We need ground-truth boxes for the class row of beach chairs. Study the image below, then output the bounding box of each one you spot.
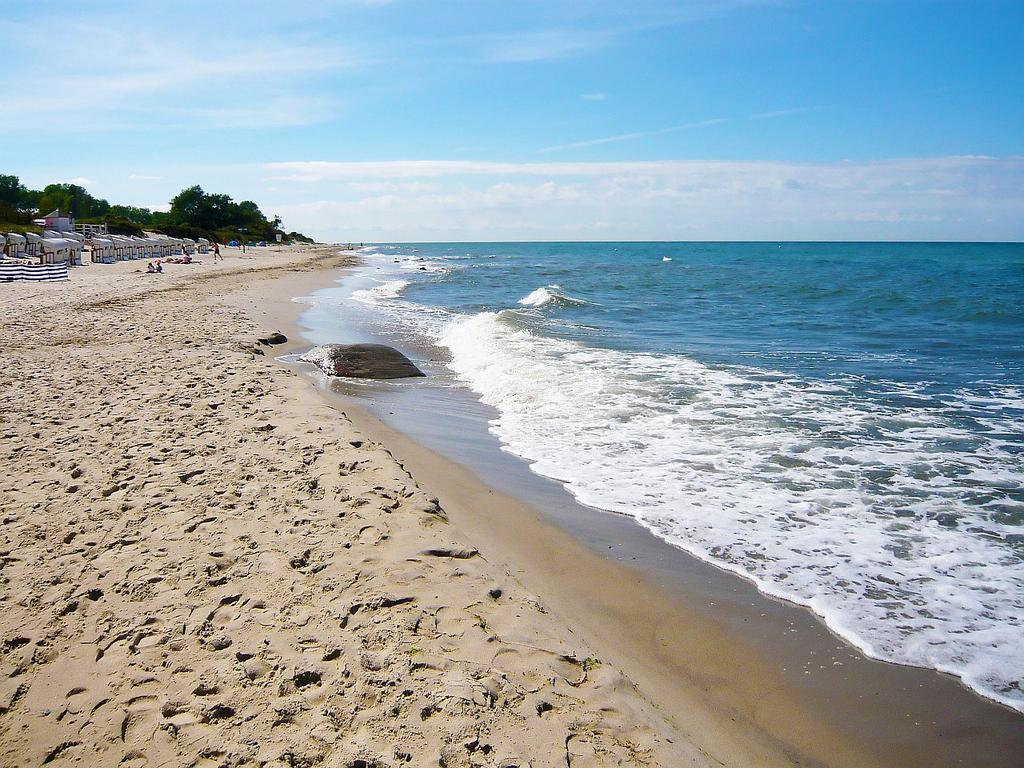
[1,231,211,266]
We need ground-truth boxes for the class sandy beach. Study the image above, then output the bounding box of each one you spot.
[2,246,1022,768]
[0,247,709,768]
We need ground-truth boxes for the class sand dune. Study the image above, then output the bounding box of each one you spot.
[0,249,706,767]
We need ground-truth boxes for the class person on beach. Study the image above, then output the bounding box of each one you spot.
[155,261,163,273]
[213,242,222,262]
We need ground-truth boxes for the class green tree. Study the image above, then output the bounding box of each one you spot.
[0,175,27,208]
[167,185,208,227]
[3,176,309,242]
[166,185,287,241]
[36,183,110,218]
[108,204,153,225]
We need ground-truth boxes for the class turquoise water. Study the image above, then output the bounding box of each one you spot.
[310,242,1024,711]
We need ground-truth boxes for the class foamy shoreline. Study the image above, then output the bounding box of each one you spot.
[281,246,1024,768]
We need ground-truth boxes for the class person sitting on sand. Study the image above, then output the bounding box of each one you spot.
[146,262,155,273]
[155,261,163,273]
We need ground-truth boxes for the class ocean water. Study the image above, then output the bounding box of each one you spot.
[312,242,1024,712]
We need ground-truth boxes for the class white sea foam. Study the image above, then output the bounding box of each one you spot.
[384,255,449,274]
[435,310,1024,713]
[351,279,410,305]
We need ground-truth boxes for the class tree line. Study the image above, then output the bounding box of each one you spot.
[0,175,313,244]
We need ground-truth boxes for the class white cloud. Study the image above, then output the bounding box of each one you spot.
[264,156,1021,182]
[261,156,1024,242]
[581,92,607,101]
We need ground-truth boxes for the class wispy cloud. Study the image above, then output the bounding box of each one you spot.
[581,92,607,101]
[148,96,344,130]
[466,0,781,64]
[750,106,823,120]
[538,118,728,153]
[0,14,369,132]
[482,28,612,63]
[264,160,696,180]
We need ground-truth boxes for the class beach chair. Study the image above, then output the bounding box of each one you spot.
[24,232,42,262]
[40,237,71,265]
[89,236,116,263]
[5,233,27,259]
[67,239,84,265]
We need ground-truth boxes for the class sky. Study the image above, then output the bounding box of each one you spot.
[1,0,1022,242]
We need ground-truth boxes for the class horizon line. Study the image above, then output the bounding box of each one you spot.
[349,239,1024,245]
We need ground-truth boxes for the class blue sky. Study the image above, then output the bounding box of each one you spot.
[1,0,1021,241]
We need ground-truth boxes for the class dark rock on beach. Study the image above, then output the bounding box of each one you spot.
[258,332,288,346]
[302,344,425,379]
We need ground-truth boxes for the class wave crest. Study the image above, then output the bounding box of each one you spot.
[517,284,587,308]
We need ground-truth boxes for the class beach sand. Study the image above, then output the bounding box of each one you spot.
[0,247,709,767]
[2,246,1021,768]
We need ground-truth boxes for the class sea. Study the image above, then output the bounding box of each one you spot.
[296,241,1024,713]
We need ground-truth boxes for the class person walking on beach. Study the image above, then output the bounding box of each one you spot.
[212,241,222,262]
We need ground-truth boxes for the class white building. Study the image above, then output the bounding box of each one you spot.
[33,210,75,232]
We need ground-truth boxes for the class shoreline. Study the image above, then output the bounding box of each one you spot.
[263,251,1024,767]
[2,246,1020,767]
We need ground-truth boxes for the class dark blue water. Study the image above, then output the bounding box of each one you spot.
[312,241,1024,711]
